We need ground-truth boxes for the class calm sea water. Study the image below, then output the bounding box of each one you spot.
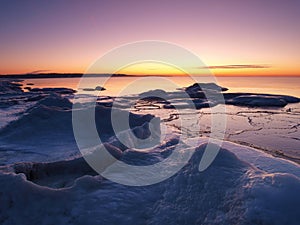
[22,76,300,97]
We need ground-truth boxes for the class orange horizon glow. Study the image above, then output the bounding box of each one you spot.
[1,66,300,77]
[1,58,300,77]
[1,52,299,76]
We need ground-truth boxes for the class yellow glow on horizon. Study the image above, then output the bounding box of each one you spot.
[1,60,300,77]
[116,62,188,76]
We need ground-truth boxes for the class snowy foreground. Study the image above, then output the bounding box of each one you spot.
[0,80,300,225]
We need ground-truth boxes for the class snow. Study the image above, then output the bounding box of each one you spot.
[0,142,300,225]
[0,101,155,163]
[0,79,300,224]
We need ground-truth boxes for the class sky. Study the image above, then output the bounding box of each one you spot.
[0,0,300,76]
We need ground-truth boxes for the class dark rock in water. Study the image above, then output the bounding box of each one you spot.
[224,93,300,107]
[280,95,300,103]
[224,93,300,103]
[24,87,32,91]
[95,86,106,91]
[82,86,105,91]
[185,83,228,93]
[139,89,169,101]
[226,95,287,107]
[137,83,300,109]
[82,88,96,91]
[30,87,75,94]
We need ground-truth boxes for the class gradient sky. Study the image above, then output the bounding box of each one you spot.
[0,0,300,76]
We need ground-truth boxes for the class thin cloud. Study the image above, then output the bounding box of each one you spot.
[198,64,271,70]
[26,70,51,74]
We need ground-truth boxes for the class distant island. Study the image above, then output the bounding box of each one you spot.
[0,73,131,79]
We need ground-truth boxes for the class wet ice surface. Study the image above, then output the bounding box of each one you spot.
[97,83,300,164]
[140,104,300,163]
[1,79,300,224]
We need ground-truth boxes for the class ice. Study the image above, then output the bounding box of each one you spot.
[0,99,156,163]
[1,80,300,224]
[0,142,300,224]
[0,80,23,95]
[0,82,157,164]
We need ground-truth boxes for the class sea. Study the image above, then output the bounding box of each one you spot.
[21,76,300,97]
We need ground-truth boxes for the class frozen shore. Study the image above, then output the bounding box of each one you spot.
[0,79,300,224]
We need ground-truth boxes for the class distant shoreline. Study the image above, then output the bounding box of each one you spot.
[0,73,131,79]
[0,73,299,79]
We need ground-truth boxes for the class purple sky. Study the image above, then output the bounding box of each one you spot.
[0,0,300,75]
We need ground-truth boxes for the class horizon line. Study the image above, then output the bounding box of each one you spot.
[1,72,300,79]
